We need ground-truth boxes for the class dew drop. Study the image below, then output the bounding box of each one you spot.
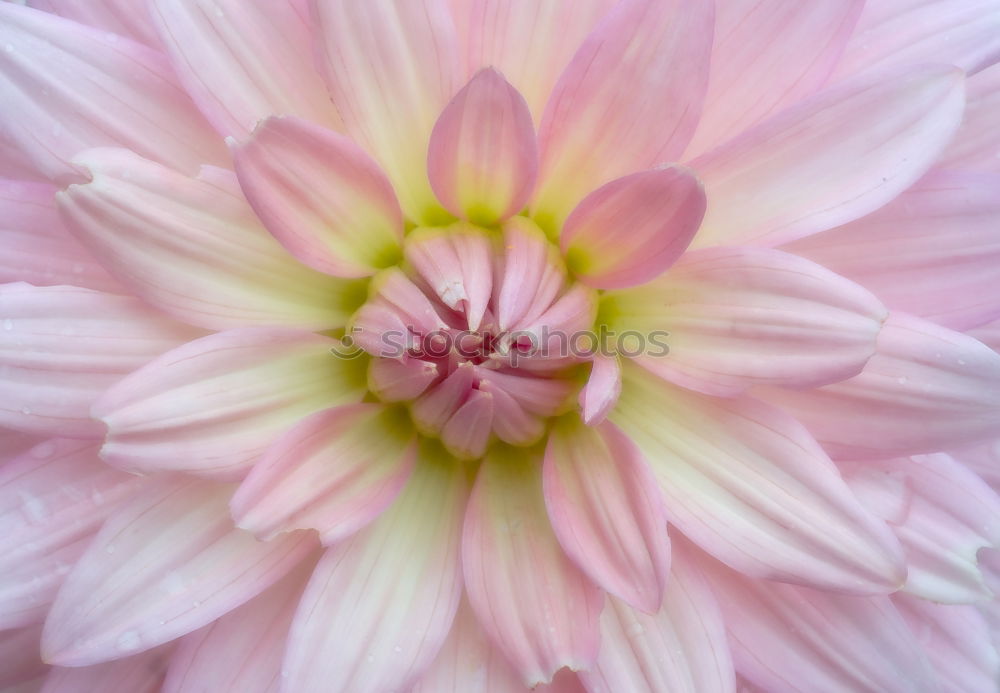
[896,376,908,385]
[393,645,402,653]
[116,631,141,652]
[4,44,13,54]
[3,318,13,331]
[30,441,56,459]
[19,491,48,523]
[20,407,31,416]
[105,544,116,554]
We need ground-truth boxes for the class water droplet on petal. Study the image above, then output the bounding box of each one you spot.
[116,631,141,652]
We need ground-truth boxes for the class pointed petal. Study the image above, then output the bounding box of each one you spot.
[0,439,142,629]
[685,0,864,157]
[842,453,1000,604]
[313,0,458,224]
[411,363,476,435]
[163,556,316,693]
[786,170,1000,331]
[441,389,494,460]
[940,62,1000,173]
[477,379,546,446]
[231,404,416,544]
[283,450,466,693]
[0,284,199,438]
[234,116,403,277]
[690,64,965,248]
[757,313,1000,459]
[26,0,163,47]
[561,168,706,289]
[367,356,439,402]
[59,149,363,330]
[150,0,341,138]
[475,368,574,416]
[428,68,537,225]
[496,217,565,331]
[544,418,670,613]
[0,3,224,183]
[611,362,906,594]
[42,645,172,693]
[699,551,939,693]
[581,546,735,693]
[532,0,714,231]
[605,247,886,396]
[93,329,365,480]
[41,477,316,666]
[579,354,621,425]
[463,445,603,686]
[835,0,1000,79]
[0,180,121,292]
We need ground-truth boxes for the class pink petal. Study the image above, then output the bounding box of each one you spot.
[689,64,965,248]
[231,404,416,544]
[282,454,466,693]
[684,0,864,158]
[475,368,574,416]
[150,0,341,138]
[842,453,1000,604]
[785,170,1000,331]
[411,363,476,435]
[0,439,142,629]
[450,0,617,121]
[699,551,939,693]
[163,556,317,693]
[532,0,714,231]
[462,445,603,686]
[579,354,621,425]
[26,0,163,47]
[428,68,538,225]
[757,313,1000,459]
[495,217,564,332]
[0,179,121,292]
[440,389,494,460]
[612,362,906,594]
[893,594,1000,693]
[581,545,735,693]
[0,283,199,438]
[367,356,440,402]
[476,379,546,446]
[41,477,316,666]
[0,3,224,183]
[560,167,706,289]
[312,0,459,224]
[606,247,886,396]
[410,598,524,693]
[544,418,670,613]
[940,62,1000,173]
[42,645,173,693]
[834,0,1000,80]
[234,116,404,278]
[93,328,366,480]
[0,427,41,459]
[59,148,361,330]
[0,625,48,689]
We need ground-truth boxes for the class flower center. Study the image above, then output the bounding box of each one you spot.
[348,218,598,459]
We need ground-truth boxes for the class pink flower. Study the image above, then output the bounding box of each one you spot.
[1,1,1000,691]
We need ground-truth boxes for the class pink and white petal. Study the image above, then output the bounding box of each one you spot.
[581,546,735,693]
[440,389,494,460]
[41,645,173,693]
[151,0,341,139]
[495,217,565,332]
[0,439,143,630]
[231,404,416,544]
[477,380,545,447]
[684,0,864,158]
[606,247,886,396]
[532,0,714,231]
[367,356,440,402]
[0,180,121,292]
[939,62,1000,173]
[41,476,316,667]
[952,439,1000,493]
[842,453,1000,604]
[234,116,403,277]
[410,598,524,693]
[0,4,225,184]
[578,354,621,426]
[785,170,1000,331]
[0,136,45,182]
[0,625,48,689]
[163,555,317,693]
[313,0,459,225]
[757,312,1000,459]
[893,595,999,693]
[93,329,367,480]
[450,0,617,122]
[282,451,466,693]
[428,68,538,225]
[27,0,163,47]
[699,552,939,693]
[560,168,706,289]
[59,148,361,330]
[544,418,670,613]
[463,445,603,687]
[834,0,1000,80]
[0,284,200,438]
[611,363,906,594]
[689,64,965,248]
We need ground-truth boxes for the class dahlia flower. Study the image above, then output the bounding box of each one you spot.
[2,0,1000,691]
